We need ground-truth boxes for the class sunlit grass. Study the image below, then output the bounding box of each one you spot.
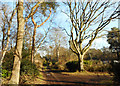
[100,80,113,84]
[62,71,111,76]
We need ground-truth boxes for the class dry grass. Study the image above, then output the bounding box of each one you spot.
[61,71,113,84]
[62,71,110,75]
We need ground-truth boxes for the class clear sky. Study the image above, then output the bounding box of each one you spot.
[0,1,119,55]
[53,2,119,49]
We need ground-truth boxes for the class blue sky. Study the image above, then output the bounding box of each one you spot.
[52,2,119,49]
[0,1,119,54]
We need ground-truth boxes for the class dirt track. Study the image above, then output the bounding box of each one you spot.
[41,69,113,85]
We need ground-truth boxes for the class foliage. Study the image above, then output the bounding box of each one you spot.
[107,27,120,59]
[84,48,103,60]
[2,69,11,78]
[84,60,93,65]
[20,58,39,76]
[52,63,59,69]
[107,27,120,83]
[43,59,59,69]
[101,47,117,60]
[22,45,31,59]
[107,27,120,50]
[66,61,79,72]
[2,48,39,79]
[2,51,14,72]
[43,60,50,66]
[108,61,120,83]
[43,47,78,71]
[39,2,59,15]
[2,50,14,78]
[85,64,109,72]
[66,60,110,72]
[84,60,110,72]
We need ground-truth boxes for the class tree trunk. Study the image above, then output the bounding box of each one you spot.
[1,26,11,65]
[78,54,84,72]
[117,51,120,60]
[78,55,81,72]
[2,22,5,54]
[9,0,24,84]
[80,54,84,71]
[1,23,5,64]
[31,26,37,63]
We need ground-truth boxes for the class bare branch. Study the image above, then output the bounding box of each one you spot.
[25,0,44,22]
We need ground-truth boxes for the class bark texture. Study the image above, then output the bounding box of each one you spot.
[9,0,24,84]
[78,54,84,72]
[31,26,37,63]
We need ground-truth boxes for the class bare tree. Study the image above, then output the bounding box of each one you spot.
[31,7,52,63]
[65,0,120,71]
[0,4,16,65]
[48,28,68,61]
[9,0,45,84]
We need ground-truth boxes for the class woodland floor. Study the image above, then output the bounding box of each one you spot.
[2,68,116,85]
[40,68,114,86]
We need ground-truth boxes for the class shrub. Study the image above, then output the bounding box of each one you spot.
[2,51,14,71]
[84,60,93,65]
[65,60,110,72]
[2,48,40,84]
[52,64,59,69]
[20,58,39,76]
[108,61,120,83]
[84,60,110,72]
[2,69,11,78]
[2,51,14,78]
[58,65,65,70]
[66,61,79,72]
[43,61,50,66]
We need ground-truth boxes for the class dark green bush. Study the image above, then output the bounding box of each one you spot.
[65,60,109,72]
[108,61,120,83]
[43,61,50,66]
[2,51,14,71]
[2,51,14,78]
[2,48,39,78]
[66,61,79,72]
[20,58,39,76]
[52,64,59,69]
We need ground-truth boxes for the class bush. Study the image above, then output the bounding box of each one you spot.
[20,58,39,76]
[2,51,14,78]
[84,60,110,72]
[65,60,110,72]
[85,64,109,72]
[2,48,39,79]
[2,51,14,71]
[66,61,79,72]
[43,61,50,66]
[84,60,93,65]
[2,69,11,78]
[52,64,59,69]
[108,61,120,83]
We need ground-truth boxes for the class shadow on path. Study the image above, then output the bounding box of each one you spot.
[39,77,116,86]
